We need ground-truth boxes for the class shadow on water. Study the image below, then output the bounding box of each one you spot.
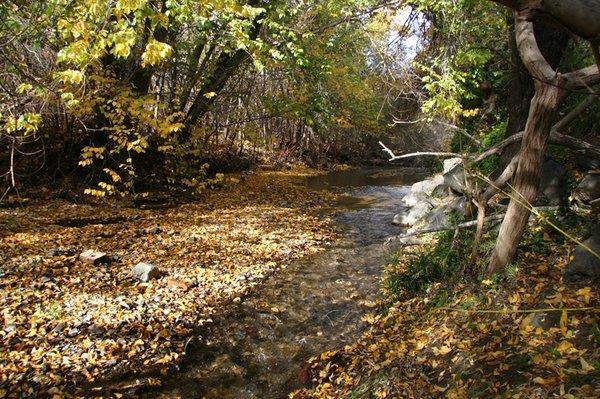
[140,167,427,399]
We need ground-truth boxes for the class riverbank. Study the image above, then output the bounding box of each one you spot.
[291,214,600,398]
[0,167,339,397]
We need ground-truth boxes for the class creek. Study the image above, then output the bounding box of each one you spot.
[144,167,427,398]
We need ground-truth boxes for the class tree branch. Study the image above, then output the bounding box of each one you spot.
[379,141,461,161]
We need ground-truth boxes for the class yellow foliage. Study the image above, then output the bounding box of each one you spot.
[141,40,173,67]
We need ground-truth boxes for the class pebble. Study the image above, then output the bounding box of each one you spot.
[67,328,79,337]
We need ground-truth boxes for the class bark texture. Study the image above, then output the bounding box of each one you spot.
[488,83,564,272]
[487,9,599,273]
[497,18,568,176]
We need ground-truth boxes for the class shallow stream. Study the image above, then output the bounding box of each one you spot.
[146,167,427,398]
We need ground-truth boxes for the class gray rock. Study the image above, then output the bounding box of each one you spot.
[131,262,161,282]
[402,190,429,207]
[46,248,61,257]
[539,159,567,205]
[404,201,434,226]
[421,196,469,231]
[67,328,79,337]
[79,250,108,265]
[443,158,470,194]
[448,196,469,214]
[147,226,162,235]
[422,207,450,230]
[52,322,66,333]
[576,154,600,171]
[431,184,449,198]
[572,172,600,208]
[409,174,446,197]
[392,212,407,226]
[563,232,600,282]
[530,311,560,330]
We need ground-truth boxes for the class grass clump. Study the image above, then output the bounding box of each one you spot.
[383,229,475,302]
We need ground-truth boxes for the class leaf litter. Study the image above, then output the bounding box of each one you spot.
[291,231,600,398]
[0,168,337,398]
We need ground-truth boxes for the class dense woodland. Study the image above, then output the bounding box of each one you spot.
[1,0,600,398]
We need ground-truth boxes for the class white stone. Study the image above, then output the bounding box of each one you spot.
[131,262,161,282]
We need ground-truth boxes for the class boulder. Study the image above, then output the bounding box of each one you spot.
[409,174,446,197]
[393,201,434,227]
[431,183,449,198]
[79,250,108,265]
[392,212,406,226]
[132,262,161,282]
[529,309,561,330]
[403,201,434,227]
[563,232,600,282]
[419,196,469,232]
[422,207,450,231]
[402,191,429,207]
[443,158,470,195]
[572,172,600,208]
[539,159,567,205]
[448,196,469,215]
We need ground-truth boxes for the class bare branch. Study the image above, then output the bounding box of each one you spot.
[379,141,461,161]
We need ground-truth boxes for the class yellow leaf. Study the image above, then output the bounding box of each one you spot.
[203,92,217,99]
[560,310,568,336]
[481,279,493,286]
[580,357,595,373]
[57,69,84,85]
[576,287,593,303]
[556,340,578,355]
[533,377,550,385]
[141,40,173,67]
[433,345,451,355]
[414,338,427,351]
[17,83,33,93]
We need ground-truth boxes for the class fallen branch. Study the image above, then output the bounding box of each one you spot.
[438,306,600,314]
[398,214,506,238]
[396,206,559,238]
[379,141,461,161]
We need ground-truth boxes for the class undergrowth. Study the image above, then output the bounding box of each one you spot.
[383,228,483,302]
[383,208,595,306]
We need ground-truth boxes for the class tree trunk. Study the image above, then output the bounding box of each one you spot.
[488,82,564,273]
[496,18,568,176]
[486,2,600,274]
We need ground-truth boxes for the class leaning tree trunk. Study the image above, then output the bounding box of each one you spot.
[496,18,568,178]
[488,83,564,272]
[487,7,600,273]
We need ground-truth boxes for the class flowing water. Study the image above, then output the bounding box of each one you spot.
[145,167,427,398]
